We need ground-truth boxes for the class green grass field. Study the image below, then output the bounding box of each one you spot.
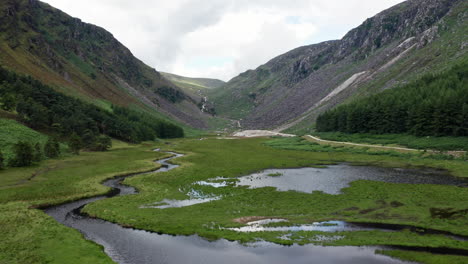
[0,141,167,264]
[268,137,468,163]
[0,137,467,263]
[83,137,467,263]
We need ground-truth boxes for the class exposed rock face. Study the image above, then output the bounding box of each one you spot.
[335,0,454,60]
[211,0,467,131]
[0,0,208,128]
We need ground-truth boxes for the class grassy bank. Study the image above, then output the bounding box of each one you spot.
[313,132,468,152]
[0,141,166,264]
[273,137,467,161]
[81,137,468,264]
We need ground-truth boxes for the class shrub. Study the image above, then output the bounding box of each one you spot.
[91,135,112,151]
[9,142,33,167]
[68,133,82,155]
[44,138,60,158]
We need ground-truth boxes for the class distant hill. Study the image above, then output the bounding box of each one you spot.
[0,0,209,129]
[161,72,225,117]
[210,0,467,133]
[162,72,225,90]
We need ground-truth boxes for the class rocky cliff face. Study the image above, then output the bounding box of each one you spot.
[335,0,455,60]
[211,0,467,132]
[0,0,209,128]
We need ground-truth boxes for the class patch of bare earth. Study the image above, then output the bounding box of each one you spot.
[232,130,295,138]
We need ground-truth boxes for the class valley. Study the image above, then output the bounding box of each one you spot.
[1,137,467,263]
[0,0,467,263]
[209,0,467,132]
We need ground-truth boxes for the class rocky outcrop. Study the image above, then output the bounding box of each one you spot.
[335,0,455,60]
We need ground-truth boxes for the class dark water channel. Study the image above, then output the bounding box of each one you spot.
[43,152,467,264]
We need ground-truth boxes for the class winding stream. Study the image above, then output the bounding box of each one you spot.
[43,151,465,264]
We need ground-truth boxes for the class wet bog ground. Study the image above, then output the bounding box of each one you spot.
[45,152,466,264]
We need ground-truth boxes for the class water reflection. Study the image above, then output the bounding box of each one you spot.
[199,164,465,195]
[46,196,410,264]
[44,152,446,264]
[142,197,221,209]
[227,219,393,233]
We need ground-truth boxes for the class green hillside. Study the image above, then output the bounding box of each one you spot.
[0,66,185,169]
[209,0,467,131]
[0,0,209,129]
[0,66,184,142]
[161,72,225,97]
[161,72,225,89]
[0,118,48,162]
[316,61,468,137]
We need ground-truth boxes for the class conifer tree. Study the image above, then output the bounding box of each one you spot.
[45,138,60,158]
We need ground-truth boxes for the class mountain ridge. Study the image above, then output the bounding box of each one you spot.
[0,0,209,129]
[210,0,467,133]
[161,72,225,90]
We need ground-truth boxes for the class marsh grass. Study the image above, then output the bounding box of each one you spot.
[267,172,283,177]
[0,141,166,264]
[314,132,468,151]
[80,138,468,263]
[1,137,467,263]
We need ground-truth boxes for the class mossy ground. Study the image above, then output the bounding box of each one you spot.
[0,137,467,263]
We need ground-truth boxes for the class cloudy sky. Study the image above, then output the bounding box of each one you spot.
[43,0,405,81]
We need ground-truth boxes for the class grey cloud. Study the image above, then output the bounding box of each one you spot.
[43,0,405,80]
[233,21,299,76]
[153,0,232,67]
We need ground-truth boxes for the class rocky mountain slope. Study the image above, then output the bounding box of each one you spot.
[210,0,467,133]
[0,0,209,129]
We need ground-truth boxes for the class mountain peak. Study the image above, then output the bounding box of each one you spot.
[337,0,460,60]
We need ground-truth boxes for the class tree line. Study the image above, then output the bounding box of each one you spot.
[0,138,61,169]
[316,62,468,137]
[0,66,184,145]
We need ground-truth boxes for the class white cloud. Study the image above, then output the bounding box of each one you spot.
[42,0,405,81]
